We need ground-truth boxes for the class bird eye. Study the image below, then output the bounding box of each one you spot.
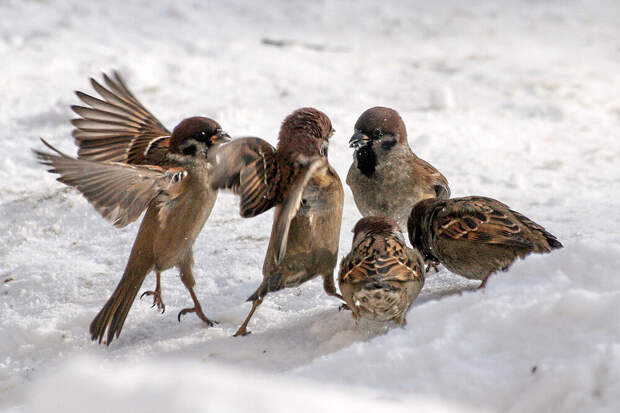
[373,129,382,139]
[328,129,335,139]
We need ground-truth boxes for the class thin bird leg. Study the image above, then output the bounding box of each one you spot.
[177,256,216,326]
[425,260,440,273]
[322,273,344,301]
[140,271,165,313]
[479,273,493,289]
[233,297,263,337]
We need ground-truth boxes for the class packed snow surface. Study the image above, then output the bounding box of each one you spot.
[1,0,619,412]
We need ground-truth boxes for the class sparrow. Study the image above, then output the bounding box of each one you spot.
[347,106,450,231]
[407,196,563,288]
[34,72,231,345]
[210,107,344,336]
[339,217,425,325]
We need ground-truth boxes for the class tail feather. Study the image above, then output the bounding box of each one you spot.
[353,281,407,323]
[90,264,150,345]
[543,230,563,250]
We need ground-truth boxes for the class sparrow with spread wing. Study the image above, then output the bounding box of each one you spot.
[408,196,563,288]
[339,217,425,325]
[210,108,344,336]
[34,72,230,345]
[347,107,450,231]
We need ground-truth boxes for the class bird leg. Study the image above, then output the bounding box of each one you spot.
[177,257,217,326]
[140,271,165,313]
[425,260,440,274]
[322,274,345,301]
[233,297,263,337]
[479,274,492,289]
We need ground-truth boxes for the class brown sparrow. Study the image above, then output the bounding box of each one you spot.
[408,196,563,288]
[210,108,344,336]
[347,107,450,231]
[34,72,231,345]
[339,217,425,325]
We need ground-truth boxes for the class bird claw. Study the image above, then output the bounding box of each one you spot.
[140,290,165,313]
[425,261,440,273]
[339,303,350,312]
[177,307,217,327]
[233,329,252,337]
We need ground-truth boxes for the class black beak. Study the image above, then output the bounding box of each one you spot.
[212,130,232,144]
[349,131,370,149]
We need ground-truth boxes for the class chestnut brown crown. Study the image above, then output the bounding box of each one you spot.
[277,108,334,158]
[354,107,407,145]
[353,216,402,237]
[169,116,224,154]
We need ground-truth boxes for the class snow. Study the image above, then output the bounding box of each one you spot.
[1,0,619,412]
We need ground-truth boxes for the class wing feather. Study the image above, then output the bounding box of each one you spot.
[34,139,185,228]
[340,236,423,285]
[72,71,171,165]
[434,196,534,249]
[273,159,327,264]
[210,137,288,217]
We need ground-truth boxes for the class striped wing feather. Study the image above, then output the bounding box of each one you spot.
[34,139,185,228]
[434,196,534,248]
[341,236,421,284]
[72,71,171,165]
[210,137,294,218]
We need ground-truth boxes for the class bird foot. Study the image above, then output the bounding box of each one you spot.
[140,290,165,313]
[177,306,217,327]
[339,303,350,311]
[425,262,440,273]
[233,328,252,337]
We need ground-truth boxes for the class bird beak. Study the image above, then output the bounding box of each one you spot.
[349,131,370,149]
[211,130,232,144]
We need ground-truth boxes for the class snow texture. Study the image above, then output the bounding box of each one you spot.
[1,0,619,412]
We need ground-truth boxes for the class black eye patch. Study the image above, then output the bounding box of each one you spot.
[381,139,397,150]
[182,144,197,156]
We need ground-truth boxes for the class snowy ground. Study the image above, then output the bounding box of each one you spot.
[2,0,620,411]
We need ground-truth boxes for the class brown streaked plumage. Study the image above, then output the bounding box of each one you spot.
[339,217,425,325]
[71,71,230,166]
[34,111,230,345]
[210,108,344,336]
[407,196,563,288]
[346,107,450,231]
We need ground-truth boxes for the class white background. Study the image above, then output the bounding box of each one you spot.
[1,1,619,412]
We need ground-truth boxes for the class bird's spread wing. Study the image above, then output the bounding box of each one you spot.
[340,236,423,284]
[434,196,533,248]
[72,71,171,165]
[272,158,328,264]
[34,139,186,228]
[209,137,288,217]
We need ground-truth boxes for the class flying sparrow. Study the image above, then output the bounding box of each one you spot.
[339,217,425,325]
[407,196,563,288]
[35,72,231,345]
[210,107,344,336]
[347,106,450,231]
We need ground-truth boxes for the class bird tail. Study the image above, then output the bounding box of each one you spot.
[542,230,563,250]
[90,258,151,345]
[353,281,407,323]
